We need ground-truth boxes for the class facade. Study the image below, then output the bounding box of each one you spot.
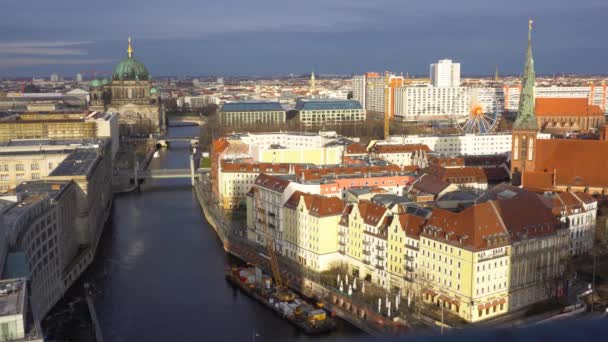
[178,95,219,110]
[352,75,366,109]
[501,84,608,115]
[219,101,286,126]
[426,165,488,194]
[387,132,550,156]
[394,86,470,122]
[370,144,431,167]
[283,192,345,272]
[89,38,165,135]
[542,191,597,256]
[295,99,365,126]
[352,72,404,117]
[535,98,604,133]
[430,59,461,87]
[419,202,511,322]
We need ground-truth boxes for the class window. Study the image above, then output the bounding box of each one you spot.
[31,163,40,170]
[15,164,24,171]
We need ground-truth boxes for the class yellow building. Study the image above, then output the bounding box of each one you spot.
[386,213,425,295]
[0,149,69,191]
[338,201,392,288]
[282,191,345,272]
[418,202,511,322]
[257,147,342,165]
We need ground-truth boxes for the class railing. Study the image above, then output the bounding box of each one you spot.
[362,249,371,255]
[376,245,384,251]
[338,241,347,246]
[362,259,371,265]
[376,255,384,261]
[405,265,414,272]
[375,264,385,271]
[405,255,415,261]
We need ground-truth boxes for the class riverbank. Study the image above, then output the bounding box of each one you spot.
[193,178,407,336]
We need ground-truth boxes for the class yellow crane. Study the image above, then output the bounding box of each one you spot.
[366,71,391,139]
[255,190,294,301]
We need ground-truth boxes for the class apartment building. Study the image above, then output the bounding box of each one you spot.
[295,99,365,126]
[283,192,345,272]
[430,59,461,87]
[386,132,550,156]
[370,144,431,167]
[219,101,286,126]
[394,86,470,122]
[419,202,511,322]
[352,72,404,117]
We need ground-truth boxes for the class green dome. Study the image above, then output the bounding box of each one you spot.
[149,87,158,95]
[101,78,110,85]
[112,56,150,81]
[90,79,102,88]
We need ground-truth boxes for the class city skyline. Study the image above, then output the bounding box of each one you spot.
[1,0,607,77]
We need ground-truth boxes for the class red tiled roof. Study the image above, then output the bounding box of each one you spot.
[254,173,291,192]
[371,144,431,154]
[533,139,608,188]
[285,192,345,217]
[357,201,388,227]
[398,214,425,239]
[427,165,488,184]
[410,174,451,195]
[221,161,296,174]
[298,165,405,181]
[423,202,508,250]
[535,98,604,117]
[345,143,368,154]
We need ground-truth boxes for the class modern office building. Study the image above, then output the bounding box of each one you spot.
[352,72,404,117]
[295,99,365,126]
[394,86,471,122]
[219,101,286,126]
[430,59,461,87]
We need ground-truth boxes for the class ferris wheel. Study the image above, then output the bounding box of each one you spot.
[455,88,501,134]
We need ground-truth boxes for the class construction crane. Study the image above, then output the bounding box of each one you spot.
[366,71,391,139]
[255,190,294,301]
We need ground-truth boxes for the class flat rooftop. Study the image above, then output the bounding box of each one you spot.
[48,149,99,177]
[0,138,102,148]
[0,279,26,317]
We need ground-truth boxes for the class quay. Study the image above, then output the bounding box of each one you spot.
[192,178,407,336]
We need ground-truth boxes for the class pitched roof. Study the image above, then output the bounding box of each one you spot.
[535,98,603,117]
[285,192,345,217]
[533,139,608,188]
[345,142,367,154]
[398,213,425,239]
[410,174,451,195]
[424,202,508,250]
[254,173,291,193]
[427,165,488,184]
[221,161,295,174]
[339,204,354,226]
[356,201,388,227]
[372,144,431,154]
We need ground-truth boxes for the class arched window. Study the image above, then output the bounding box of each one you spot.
[520,136,527,162]
[528,138,534,161]
[513,137,519,160]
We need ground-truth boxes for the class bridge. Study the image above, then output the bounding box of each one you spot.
[156,137,199,148]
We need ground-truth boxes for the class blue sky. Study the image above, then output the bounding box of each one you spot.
[0,0,605,77]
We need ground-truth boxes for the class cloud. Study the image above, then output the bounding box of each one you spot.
[0,57,112,68]
[0,41,92,56]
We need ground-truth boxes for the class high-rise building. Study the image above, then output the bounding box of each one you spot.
[352,72,404,117]
[430,59,461,87]
[50,74,59,82]
[75,73,83,83]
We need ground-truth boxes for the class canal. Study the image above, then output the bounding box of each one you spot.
[50,126,364,341]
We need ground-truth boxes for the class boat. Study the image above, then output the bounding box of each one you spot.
[225,266,337,335]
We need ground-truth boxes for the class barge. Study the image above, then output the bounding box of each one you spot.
[226,266,337,335]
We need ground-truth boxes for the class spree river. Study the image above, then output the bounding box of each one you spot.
[56,126,364,342]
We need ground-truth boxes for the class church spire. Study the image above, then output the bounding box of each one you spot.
[514,19,538,130]
[127,36,134,58]
[310,69,316,94]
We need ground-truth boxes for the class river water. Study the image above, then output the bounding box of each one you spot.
[67,126,364,342]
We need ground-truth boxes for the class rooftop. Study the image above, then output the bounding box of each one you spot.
[220,101,285,112]
[48,148,99,177]
[535,98,604,117]
[295,99,362,111]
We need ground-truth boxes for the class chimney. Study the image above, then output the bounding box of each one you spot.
[553,168,557,187]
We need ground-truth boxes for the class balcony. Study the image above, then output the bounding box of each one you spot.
[405,265,414,272]
[268,212,276,218]
[375,264,385,271]
[362,260,370,265]
[363,240,371,246]
[376,245,384,251]
[405,255,415,261]
[404,275,415,282]
[338,231,346,237]
[339,241,347,246]
[376,255,384,261]
[362,249,371,256]
[405,244,419,252]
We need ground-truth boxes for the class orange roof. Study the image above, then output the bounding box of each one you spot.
[254,173,291,192]
[424,202,508,251]
[535,98,603,117]
[533,139,608,188]
[398,214,425,239]
[345,143,368,154]
[357,201,388,227]
[221,161,295,174]
[284,192,346,217]
[298,165,405,181]
[372,144,431,154]
[428,165,488,184]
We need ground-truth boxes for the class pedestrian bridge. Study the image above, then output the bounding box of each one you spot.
[156,137,199,148]
[115,168,210,186]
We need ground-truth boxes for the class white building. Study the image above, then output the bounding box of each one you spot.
[295,99,365,127]
[430,59,460,87]
[498,85,608,114]
[219,101,286,126]
[385,132,550,156]
[352,75,366,108]
[394,86,470,121]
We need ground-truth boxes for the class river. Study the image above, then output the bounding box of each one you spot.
[47,126,365,342]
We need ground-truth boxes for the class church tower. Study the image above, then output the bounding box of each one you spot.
[511,19,539,186]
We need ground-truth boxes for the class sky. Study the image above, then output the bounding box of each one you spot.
[0,0,606,78]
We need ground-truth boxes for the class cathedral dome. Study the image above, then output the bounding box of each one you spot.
[149,87,158,95]
[112,37,150,81]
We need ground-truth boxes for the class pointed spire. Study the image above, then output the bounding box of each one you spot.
[494,66,499,81]
[127,36,134,58]
[514,19,538,131]
[310,68,316,95]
